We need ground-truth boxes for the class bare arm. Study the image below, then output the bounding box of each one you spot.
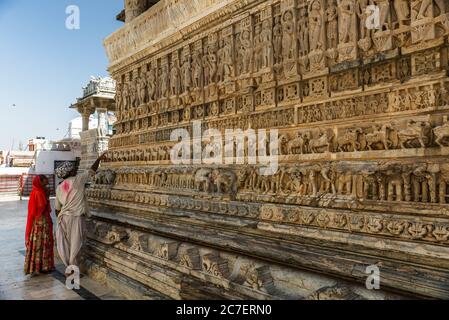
[91,153,107,173]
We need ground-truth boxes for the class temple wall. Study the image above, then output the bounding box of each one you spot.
[84,0,449,299]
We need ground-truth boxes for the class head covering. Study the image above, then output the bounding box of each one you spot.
[25,176,52,244]
[55,162,75,179]
[32,175,46,193]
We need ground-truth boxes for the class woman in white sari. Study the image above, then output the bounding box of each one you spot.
[54,154,105,276]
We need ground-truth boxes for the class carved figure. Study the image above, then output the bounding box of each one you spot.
[416,0,446,19]
[94,169,116,185]
[397,120,432,148]
[309,131,334,153]
[260,19,274,69]
[394,0,411,27]
[433,116,449,147]
[273,16,283,65]
[282,10,295,60]
[337,128,363,152]
[170,62,181,96]
[159,65,169,99]
[297,7,309,56]
[181,55,192,93]
[309,0,323,51]
[357,0,370,39]
[287,132,309,154]
[137,75,147,105]
[326,0,339,48]
[195,168,213,192]
[211,169,237,194]
[204,46,217,85]
[238,30,252,74]
[192,51,203,89]
[338,0,355,43]
[366,124,392,150]
[147,67,157,102]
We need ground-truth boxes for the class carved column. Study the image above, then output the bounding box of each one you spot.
[80,106,95,132]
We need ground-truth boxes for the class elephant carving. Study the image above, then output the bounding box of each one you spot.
[336,173,353,195]
[211,169,237,194]
[194,168,213,192]
[94,169,116,185]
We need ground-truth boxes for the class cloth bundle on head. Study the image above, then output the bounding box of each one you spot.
[55,161,75,179]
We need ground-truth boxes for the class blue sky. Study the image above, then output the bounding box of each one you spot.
[0,0,123,150]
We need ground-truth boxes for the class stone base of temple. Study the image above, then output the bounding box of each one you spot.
[80,204,443,300]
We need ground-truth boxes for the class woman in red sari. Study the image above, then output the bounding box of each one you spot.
[24,175,55,275]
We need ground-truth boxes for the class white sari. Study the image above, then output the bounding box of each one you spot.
[55,170,94,267]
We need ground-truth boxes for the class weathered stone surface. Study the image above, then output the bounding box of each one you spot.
[84,0,449,299]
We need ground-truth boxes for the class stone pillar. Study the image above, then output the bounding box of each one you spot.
[96,107,109,134]
[80,107,94,132]
[82,113,90,131]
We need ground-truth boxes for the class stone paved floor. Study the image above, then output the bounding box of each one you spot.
[0,196,124,300]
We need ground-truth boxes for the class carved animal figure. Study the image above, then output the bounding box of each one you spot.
[365,124,391,150]
[337,128,362,152]
[287,132,309,154]
[278,135,288,155]
[150,148,159,161]
[211,169,237,194]
[320,166,336,194]
[397,121,431,148]
[237,168,250,190]
[336,173,353,195]
[309,131,334,153]
[94,169,116,185]
[194,168,213,192]
[158,146,169,161]
[433,118,449,147]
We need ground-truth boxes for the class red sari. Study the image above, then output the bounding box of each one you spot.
[24,176,55,274]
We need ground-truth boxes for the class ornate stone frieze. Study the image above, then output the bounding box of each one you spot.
[87,0,449,299]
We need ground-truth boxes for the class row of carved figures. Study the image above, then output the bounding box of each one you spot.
[105,117,449,163]
[93,161,449,204]
[281,118,449,154]
[114,77,448,136]
[113,0,449,114]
